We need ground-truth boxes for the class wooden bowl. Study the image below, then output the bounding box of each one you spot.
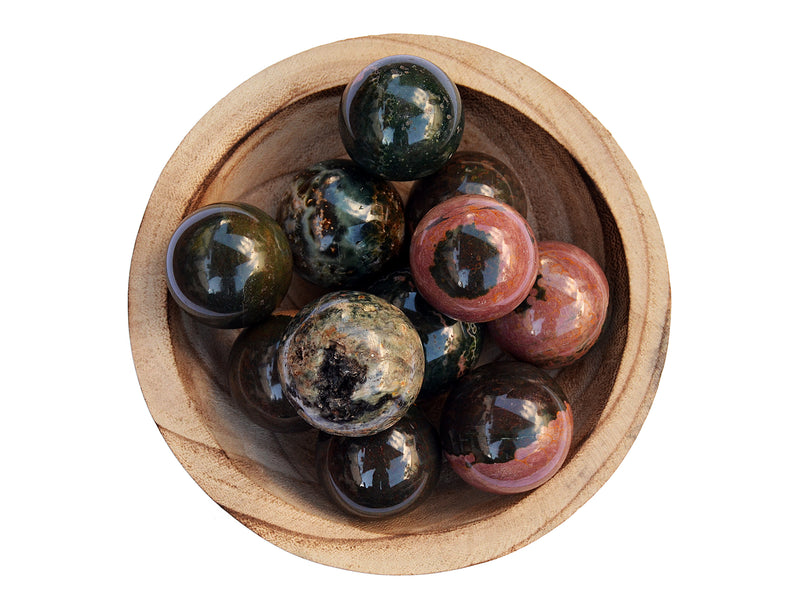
[128,34,670,574]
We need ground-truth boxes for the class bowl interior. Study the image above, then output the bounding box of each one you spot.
[166,83,629,535]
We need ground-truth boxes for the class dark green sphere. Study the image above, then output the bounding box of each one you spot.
[278,159,405,289]
[166,202,293,328]
[339,55,464,181]
[369,269,483,398]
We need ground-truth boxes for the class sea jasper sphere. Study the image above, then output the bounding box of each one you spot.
[166,202,292,328]
[488,240,610,369]
[315,407,441,519]
[440,361,573,494]
[409,195,539,323]
[339,55,464,181]
[278,291,425,437]
[278,159,405,288]
[227,314,309,433]
[369,269,483,398]
[405,151,528,234]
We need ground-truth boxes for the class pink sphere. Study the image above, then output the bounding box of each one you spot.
[488,240,609,369]
[409,195,538,323]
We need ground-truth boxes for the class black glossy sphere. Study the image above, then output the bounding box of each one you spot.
[369,269,483,398]
[315,407,441,519]
[339,55,464,181]
[227,315,309,433]
[166,202,293,328]
[405,150,528,235]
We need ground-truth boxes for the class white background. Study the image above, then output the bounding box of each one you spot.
[3,1,798,598]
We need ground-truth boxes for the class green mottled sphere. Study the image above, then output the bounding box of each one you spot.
[316,407,441,519]
[166,202,293,328]
[369,269,483,398]
[278,291,425,437]
[339,55,464,181]
[278,159,405,288]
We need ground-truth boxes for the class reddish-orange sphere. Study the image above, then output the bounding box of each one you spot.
[409,195,538,323]
[488,240,609,369]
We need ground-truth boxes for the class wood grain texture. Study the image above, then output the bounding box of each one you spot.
[128,34,670,574]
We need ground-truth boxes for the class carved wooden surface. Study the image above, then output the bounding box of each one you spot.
[128,34,670,574]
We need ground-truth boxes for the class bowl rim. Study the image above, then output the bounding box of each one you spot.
[128,33,671,574]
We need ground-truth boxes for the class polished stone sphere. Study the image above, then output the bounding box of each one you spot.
[488,240,610,369]
[339,55,464,181]
[227,314,309,433]
[405,151,528,235]
[409,195,539,323]
[315,407,441,519]
[277,290,425,437]
[369,269,483,398]
[166,202,293,328]
[278,159,405,289]
[440,361,573,495]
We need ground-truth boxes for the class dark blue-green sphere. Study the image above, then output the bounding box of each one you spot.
[339,55,464,181]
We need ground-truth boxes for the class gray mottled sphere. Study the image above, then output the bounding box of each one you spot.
[277,291,425,437]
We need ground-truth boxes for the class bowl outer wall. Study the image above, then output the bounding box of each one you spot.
[128,33,671,574]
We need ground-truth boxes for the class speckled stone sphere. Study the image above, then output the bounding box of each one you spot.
[409,195,539,323]
[278,159,405,289]
[315,407,441,519]
[339,55,464,181]
[440,361,573,495]
[278,290,425,437]
[405,151,528,234]
[488,240,610,369]
[369,269,483,398]
[227,314,309,433]
[166,202,293,328]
